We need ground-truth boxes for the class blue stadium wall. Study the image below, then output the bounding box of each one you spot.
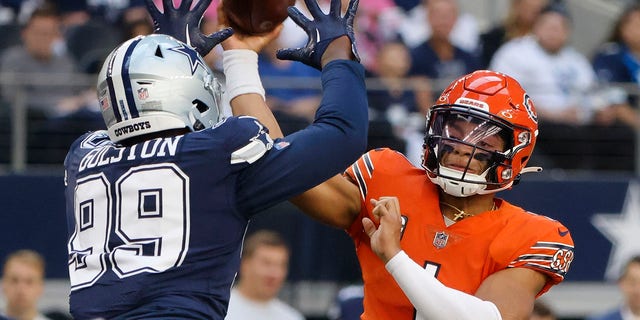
[1,174,638,283]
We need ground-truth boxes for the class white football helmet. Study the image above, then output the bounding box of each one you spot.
[97,34,222,142]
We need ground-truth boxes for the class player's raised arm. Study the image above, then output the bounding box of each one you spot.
[228,0,368,217]
[232,0,367,223]
[216,10,286,139]
[212,0,367,221]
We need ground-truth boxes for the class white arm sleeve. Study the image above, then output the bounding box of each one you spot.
[222,49,266,101]
[385,251,502,320]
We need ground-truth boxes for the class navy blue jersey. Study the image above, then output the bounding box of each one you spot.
[64,60,368,319]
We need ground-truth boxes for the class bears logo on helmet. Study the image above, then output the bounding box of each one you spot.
[422,70,540,197]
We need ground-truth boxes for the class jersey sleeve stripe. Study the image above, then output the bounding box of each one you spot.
[508,240,574,280]
[362,153,374,178]
[351,162,367,200]
[516,254,554,262]
[532,242,574,250]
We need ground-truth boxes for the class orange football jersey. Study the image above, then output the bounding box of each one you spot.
[345,148,574,320]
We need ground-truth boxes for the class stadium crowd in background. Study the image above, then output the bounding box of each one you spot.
[0,0,638,173]
[490,2,640,171]
[0,0,637,319]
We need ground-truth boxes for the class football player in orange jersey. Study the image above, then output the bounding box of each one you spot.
[142,0,572,318]
[257,69,574,320]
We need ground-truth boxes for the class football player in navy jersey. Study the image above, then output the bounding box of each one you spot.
[63,0,365,318]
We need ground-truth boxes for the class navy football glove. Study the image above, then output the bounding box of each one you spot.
[276,0,360,70]
[144,0,233,57]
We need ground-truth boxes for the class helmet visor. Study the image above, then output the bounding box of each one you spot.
[426,109,513,185]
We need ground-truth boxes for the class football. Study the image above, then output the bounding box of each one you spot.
[222,0,296,35]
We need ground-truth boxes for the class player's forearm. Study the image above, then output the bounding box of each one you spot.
[224,49,284,139]
[386,251,502,320]
[234,59,367,217]
[313,59,368,162]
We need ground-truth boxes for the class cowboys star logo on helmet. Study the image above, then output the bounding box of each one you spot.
[97,34,223,143]
[167,42,208,76]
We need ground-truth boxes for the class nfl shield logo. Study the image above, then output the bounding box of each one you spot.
[99,97,109,111]
[433,231,449,249]
[137,88,149,100]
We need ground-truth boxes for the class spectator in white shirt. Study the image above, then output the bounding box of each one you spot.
[225,230,304,320]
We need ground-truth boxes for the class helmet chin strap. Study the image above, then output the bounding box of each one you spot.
[520,166,543,174]
[432,165,533,197]
[511,166,543,186]
[431,165,489,197]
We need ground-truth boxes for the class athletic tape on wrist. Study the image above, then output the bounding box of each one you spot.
[222,49,265,101]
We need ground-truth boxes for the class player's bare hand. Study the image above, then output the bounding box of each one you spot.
[363,196,402,263]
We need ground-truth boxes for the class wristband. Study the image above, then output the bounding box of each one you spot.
[222,49,265,101]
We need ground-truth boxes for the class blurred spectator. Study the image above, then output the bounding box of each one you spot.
[1,250,51,320]
[479,0,549,68]
[490,2,639,171]
[530,300,557,320]
[0,5,100,164]
[368,41,418,119]
[586,255,640,320]
[87,0,146,26]
[344,0,404,73]
[56,0,120,74]
[408,0,481,93]
[401,75,433,167]
[398,0,480,53]
[225,230,304,320]
[490,2,593,125]
[121,18,153,40]
[592,3,640,107]
[0,0,44,49]
[366,41,431,164]
[0,5,82,117]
